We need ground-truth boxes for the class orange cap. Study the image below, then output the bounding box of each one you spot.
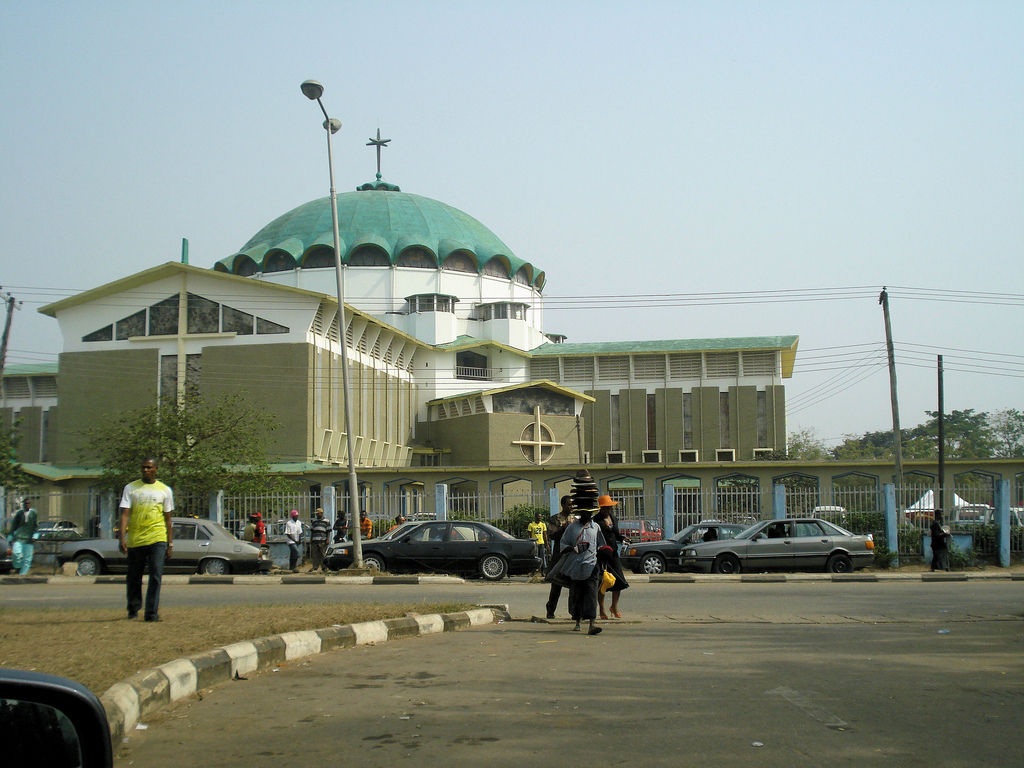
[597,494,618,507]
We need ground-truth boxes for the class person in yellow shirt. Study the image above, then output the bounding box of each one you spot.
[359,512,373,540]
[118,458,174,622]
[527,510,549,570]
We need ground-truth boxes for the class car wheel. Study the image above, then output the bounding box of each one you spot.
[75,553,102,576]
[712,553,741,575]
[641,553,666,575]
[200,558,229,575]
[478,554,508,581]
[363,554,386,572]
[826,553,853,574]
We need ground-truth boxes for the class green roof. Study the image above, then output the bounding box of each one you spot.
[530,335,800,378]
[2,363,58,376]
[529,336,799,356]
[213,186,544,288]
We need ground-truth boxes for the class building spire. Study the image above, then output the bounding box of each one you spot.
[366,128,391,181]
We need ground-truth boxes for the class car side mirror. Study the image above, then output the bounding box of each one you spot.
[0,669,112,767]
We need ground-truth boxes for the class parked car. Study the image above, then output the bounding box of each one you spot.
[36,521,86,541]
[58,517,266,576]
[679,517,874,574]
[324,520,539,580]
[618,519,663,543]
[0,532,12,574]
[621,522,747,575]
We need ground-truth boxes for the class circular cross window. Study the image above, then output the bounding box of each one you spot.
[519,421,556,465]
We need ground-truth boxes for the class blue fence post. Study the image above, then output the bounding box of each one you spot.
[883,483,898,565]
[435,484,448,521]
[549,487,559,518]
[997,479,1010,568]
[99,490,115,538]
[322,485,336,527]
[773,484,786,520]
[663,484,675,538]
[208,490,223,525]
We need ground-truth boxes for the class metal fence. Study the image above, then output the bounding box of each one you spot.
[7,480,1021,563]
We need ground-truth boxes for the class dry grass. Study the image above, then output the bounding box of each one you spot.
[0,601,471,696]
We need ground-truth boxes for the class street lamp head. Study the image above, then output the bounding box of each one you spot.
[325,117,342,134]
[300,79,324,100]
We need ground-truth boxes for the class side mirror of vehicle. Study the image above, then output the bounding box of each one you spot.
[0,669,112,767]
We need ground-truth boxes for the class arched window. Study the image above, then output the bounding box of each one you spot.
[235,256,258,277]
[263,251,296,273]
[481,257,510,278]
[396,247,436,269]
[302,246,335,269]
[442,251,477,273]
[348,245,390,266]
[773,473,820,516]
[514,266,532,285]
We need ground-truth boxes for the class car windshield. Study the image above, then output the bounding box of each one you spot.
[668,525,698,542]
[734,521,769,539]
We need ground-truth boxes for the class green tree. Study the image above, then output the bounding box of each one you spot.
[914,409,996,459]
[785,427,830,461]
[85,392,297,498]
[990,408,1024,457]
[0,422,31,492]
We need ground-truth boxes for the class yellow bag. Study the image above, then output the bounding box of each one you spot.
[600,569,616,594]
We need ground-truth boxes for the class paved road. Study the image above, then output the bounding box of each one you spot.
[97,580,1024,768]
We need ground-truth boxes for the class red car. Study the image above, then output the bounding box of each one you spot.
[618,519,662,543]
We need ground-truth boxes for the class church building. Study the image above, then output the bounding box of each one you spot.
[10,160,798,498]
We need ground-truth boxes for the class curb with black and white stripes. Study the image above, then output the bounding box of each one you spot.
[100,607,508,746]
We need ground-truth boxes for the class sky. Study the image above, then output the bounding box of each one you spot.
[1,0,1021,446]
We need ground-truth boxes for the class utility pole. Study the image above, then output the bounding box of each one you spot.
[937,355,945,518]
[878,287,904,484]
[0,289,20,378]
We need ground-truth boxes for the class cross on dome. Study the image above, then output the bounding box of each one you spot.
[366,128,392,180]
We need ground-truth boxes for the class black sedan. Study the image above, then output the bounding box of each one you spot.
[620,522,747,575]
[679,518,875,574]
[324,520,539,580]
[58,517,266,576]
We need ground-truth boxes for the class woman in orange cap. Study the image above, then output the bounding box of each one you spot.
[594,494,629,619]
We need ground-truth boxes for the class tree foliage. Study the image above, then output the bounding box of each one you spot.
[0,422,31,492]
[784,427,830,461]
[790,407,1021,462]
[85,392,297,497]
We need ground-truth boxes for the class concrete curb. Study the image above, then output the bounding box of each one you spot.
[99,607,507,746]
[3,570,1022,586]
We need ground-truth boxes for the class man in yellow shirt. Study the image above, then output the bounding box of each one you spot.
[527,510,548,570]
[118,458,174,622]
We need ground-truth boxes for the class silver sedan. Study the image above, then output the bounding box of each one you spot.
[59,517,266,576]
[680,518,875,574]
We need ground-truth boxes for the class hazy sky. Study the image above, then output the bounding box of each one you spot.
[1,1,1021,445]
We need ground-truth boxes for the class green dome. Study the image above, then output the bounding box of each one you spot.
[214,185,544,289]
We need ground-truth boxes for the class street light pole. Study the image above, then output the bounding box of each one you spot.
[301,79,363,567]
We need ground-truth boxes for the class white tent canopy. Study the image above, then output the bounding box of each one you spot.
[904,489,975,512]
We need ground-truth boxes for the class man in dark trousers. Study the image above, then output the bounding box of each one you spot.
[930,511,950,571]
[309,508,331,572]
[544,495,576,619]
[118,458,174,622]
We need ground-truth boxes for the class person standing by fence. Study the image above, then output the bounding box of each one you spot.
[118,458,174,622]
[309,508,330,572]
[930,512,951,572]
[6,498,39,575]
[285,510,303,572]
[527,510,548,571]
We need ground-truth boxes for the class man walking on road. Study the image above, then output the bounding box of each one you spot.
[118,458,174,622]
[6,497,39,575]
